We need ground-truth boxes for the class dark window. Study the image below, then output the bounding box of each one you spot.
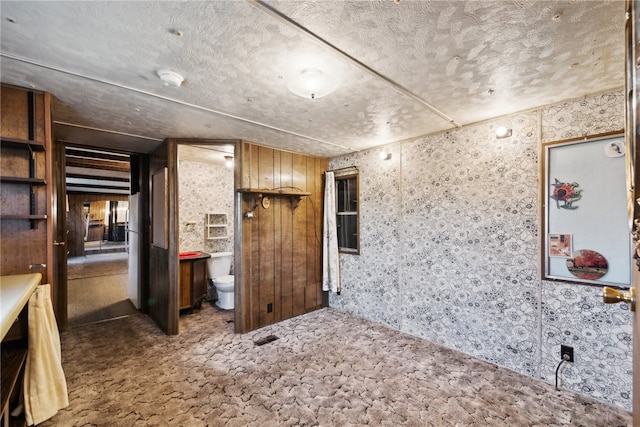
[336,174,359,254]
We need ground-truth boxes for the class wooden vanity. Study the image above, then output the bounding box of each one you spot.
[179,252,210,311]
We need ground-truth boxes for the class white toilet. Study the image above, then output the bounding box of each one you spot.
[206,252,235,310]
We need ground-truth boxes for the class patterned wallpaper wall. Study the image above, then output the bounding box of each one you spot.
[328,91,632,410]
[178,159,234,259]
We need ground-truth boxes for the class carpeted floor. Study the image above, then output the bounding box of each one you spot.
[67,252,137,327]
[39,304,631,426]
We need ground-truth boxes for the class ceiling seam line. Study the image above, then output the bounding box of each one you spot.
[54,121,163,141]
[247,0,462,128]
[1,52,354,152]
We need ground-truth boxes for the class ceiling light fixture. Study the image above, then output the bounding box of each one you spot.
[287,68,337,99]
[224,155,234,168]
[157,69,184,87]
[496,126,513,139]
[380,151,392,160]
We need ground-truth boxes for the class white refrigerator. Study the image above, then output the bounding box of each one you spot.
[127,193,141,309]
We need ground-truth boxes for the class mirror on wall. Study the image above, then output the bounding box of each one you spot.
[542,132,631,287]
[83,199,129,254]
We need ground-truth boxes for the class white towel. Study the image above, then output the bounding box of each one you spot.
[23,284,69,425]
[323,171,341,293]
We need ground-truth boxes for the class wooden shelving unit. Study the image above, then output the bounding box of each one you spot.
[0,135,48,227]
[1,86,53,425]
[206,213,227,240]
[237,188,311,210]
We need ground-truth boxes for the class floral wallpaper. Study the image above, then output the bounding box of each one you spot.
[178,159,234,259]
[328,90,632,410]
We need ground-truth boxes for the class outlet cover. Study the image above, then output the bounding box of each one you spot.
[561,345,574,362]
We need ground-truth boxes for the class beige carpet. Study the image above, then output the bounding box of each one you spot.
[38,305,631,426]
[67,252,137,326]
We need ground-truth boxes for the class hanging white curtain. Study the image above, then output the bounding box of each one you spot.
[23,284,69,425]
[323,171,341,293]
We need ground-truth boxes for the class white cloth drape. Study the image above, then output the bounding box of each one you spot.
[23,284,69,426]
[322,171,341,293]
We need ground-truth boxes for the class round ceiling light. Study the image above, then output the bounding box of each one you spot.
[157,69,184,87]
[287,68,337,99]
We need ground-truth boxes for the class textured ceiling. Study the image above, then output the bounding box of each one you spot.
[0,0,625,158]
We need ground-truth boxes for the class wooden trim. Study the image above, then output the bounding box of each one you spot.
[167,139,179,334]
[237,188,311,196]
[541,129,624,147]
[44,91,54,288]
[27,91,35,141]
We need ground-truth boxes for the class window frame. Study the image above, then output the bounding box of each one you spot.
[335,173,360,255]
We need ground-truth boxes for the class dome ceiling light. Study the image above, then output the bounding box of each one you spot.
[287,68,337,99]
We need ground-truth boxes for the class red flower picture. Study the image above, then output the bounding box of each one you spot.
[550,178,581,209]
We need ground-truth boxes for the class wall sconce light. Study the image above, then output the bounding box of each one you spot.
[224,155,234,168]
[379,151,392,160]
[496,126,512,139]
[287,68,338,99]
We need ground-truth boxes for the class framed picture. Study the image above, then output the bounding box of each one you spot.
[549,234,572,258]
[542,132,630,287]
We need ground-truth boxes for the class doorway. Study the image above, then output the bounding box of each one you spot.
[64,146,138,327]
[176,142,235,323]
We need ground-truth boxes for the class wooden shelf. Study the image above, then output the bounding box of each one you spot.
[0,176,46,185]
[0,137,45,151]
[0,215,47,220]
[206,213,227,240]
[237,188,311,197]
[238,188,311,210]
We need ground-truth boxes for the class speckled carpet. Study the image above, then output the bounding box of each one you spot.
[39,305,631,426]
[67,252,137,326]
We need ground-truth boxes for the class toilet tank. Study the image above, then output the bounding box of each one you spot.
[206,252,232,278]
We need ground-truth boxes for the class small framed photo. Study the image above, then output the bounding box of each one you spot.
[549,233,572,258]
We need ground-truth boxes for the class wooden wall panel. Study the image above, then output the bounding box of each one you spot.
[0,85,46,143]
[66,193,128,257]
[0,86,51,285]
[237,142,327,332]
[249,199,261,327]
[291,152,308,318]
[305,158,318,310]
[272,150,283,322]
[279,151,294,321]
[147,139,176,334]
[67,194,85,257]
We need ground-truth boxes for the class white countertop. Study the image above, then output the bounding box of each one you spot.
[0,273,41,341]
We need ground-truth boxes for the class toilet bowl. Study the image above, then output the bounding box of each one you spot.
[206,252,234,310]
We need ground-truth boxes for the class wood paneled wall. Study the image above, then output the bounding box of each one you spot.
[66,193,128,257]
[236,142,328,332]
[0,85,52,285]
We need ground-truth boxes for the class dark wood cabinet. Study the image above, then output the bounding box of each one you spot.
[1,273,41,427]
[179,254,209,311]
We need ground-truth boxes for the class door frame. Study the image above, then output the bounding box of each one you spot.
[625,0,639,423]
[51,140,145,331]
[172,139,240,333]
[52,138,68,330]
